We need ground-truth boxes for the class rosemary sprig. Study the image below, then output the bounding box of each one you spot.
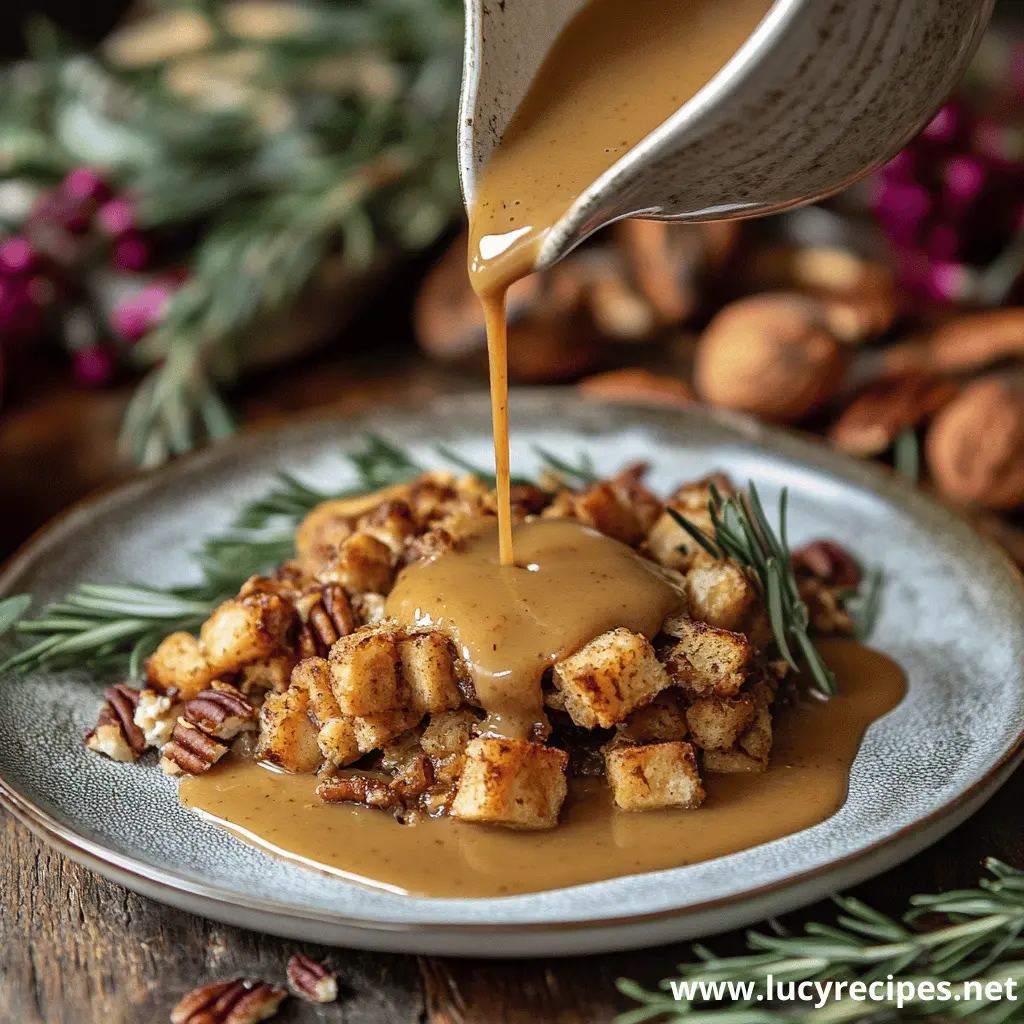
[618,858,1024,1024]
[667,482,837,697]
[894,430,921,485]
[0,435,598,675]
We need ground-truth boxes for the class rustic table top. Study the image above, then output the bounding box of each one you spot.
[2,335,1021,1024]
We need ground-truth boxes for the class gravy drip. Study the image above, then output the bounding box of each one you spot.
[384,518,681,737]
[180,640,906,898]
[467,0,775,563]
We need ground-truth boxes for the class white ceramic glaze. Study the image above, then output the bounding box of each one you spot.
[458,0,994,270]
[1,394,1022,956]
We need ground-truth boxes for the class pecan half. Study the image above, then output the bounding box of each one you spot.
[170,978,286,1024]
[829,374,959,456]
[791,540,862,589]
[183,683,256,740]
[317,773,399,809]
[286,954,338,1004]
[85,685,146,763]
[297,583,355,658]
[160,720,229,776]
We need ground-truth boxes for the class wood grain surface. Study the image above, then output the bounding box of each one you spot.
[2,338,1022,1023]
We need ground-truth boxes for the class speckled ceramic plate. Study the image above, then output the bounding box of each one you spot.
[1,392,1023,957]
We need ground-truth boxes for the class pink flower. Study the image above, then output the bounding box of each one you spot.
[921,103,961,145]
[97,198,135,237]
[73,346,115,387]
[0,237,37,275]
[63,168,110,204]
[112,233,150,272]
[111,282,172,341]
[0,277,41,346]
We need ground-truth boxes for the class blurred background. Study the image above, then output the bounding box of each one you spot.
[2,0,1024,568]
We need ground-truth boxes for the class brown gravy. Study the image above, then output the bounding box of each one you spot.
[180,640,905,898]
[385,518,681,737]
[468,0,775,563]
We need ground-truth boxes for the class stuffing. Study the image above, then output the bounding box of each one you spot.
[327,626,403,716]
[399,633,462,713]
[352,708,424,754]
[605,740,704,811]
[134,688,179,749]
[685,560,757,631]
[662,619,751,696]
[255,687,321,773]
[326,532,397,595]
[703,747,769,773]
[617,690,690,744]
[145,631,218,701]
[239,652,296,697]
[685,695,755,750]
[292,657,341,725]
[358,499,418,556]
[317,716,361,768]
[200,592,294,676]
[451,738,569,829]
[552,628,671,728]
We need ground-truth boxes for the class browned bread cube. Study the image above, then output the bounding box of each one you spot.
[645,506,716,572]
[662,619,750,696]
[451,738,568,829]
[256,687,321,773]
[399,633,462,713]
[144,631,217,700]
[292,657,341,725]
[552,628,671,729]
[617,690,689,743]
[685,695,755,750]
[317,717,361,768]
[352,708,424,754]
[685,561,757,631]
[330,532,396,595]
[200,592,293,676]
[328,626,403,716]
[605,740,704,811]
[703,747,768,773]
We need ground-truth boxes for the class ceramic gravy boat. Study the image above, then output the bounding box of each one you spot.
[458,0,993,272]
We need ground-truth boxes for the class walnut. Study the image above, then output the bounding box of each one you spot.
[694,293,849,423]
[925,374,1024,510]
[170,978,286,1024]
[286,955,338,1004]
[85,685,147,763]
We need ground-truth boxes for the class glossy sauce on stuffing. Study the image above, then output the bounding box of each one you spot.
[180,641,905,898]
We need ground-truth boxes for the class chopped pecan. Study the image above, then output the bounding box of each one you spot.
[85,685,146,762]
[829,374,958,456]
[160,720,229,776]
[183,683,256,740]
[297,583,356,658]
[134,688,179,749]
[317,773,399,809]
[170,977,286,1024]
[791,540,862,589]
[286,954,338,1004]
[390,756,434,800]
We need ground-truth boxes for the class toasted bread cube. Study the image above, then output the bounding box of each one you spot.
[317,716,361,768]
[239,652,295,696]
[85,722,138,763]
[400,633,462,713]
[328,532,397,594]
[296,499,357,577]
[353,592,387,626]
[255,687,320,773]
[200,593,293,676]
[144,631,217,700]
[451,738,568,829]
[352,708,424,753]
[739,702,773,762]
[685,561,757,631]
[328,626,403,716]
[703,747,768,773]
[605,741,704,811]
[573,481,648,546]
[617,691,689,743]
[553,628,671,729]
[358,499,417,556]
[421,709,477,759]
[645,507,717,571]
[663,619,750,696]
[292,657,341,725]
[685,695,755,750]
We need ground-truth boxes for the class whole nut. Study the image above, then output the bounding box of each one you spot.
[926,373,1024,510]
[791,540,863,588]
[694,293,849,423]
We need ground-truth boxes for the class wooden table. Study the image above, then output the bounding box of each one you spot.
[2,336,1021,1023]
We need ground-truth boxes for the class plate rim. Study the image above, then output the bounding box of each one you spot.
[2,389,1023,942]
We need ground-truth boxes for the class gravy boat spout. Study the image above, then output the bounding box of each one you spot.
[458,0,993,273]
